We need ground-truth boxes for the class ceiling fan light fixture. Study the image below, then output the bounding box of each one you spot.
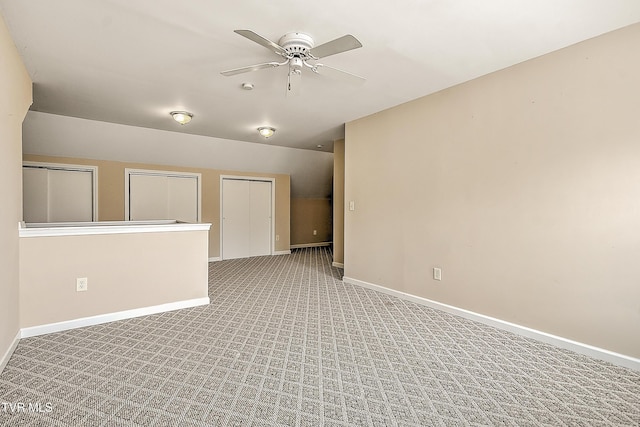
[170,111,193,125]
[221,30,364,96]
[258,126,276,138]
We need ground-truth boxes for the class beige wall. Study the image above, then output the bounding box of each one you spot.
[332,139,345,265]
[22,155,291,258]
[345,23,640,358]
[0,13,32,367]
[20,228,209,327]
[290,198,332,245]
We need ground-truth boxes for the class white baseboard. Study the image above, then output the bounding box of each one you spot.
[290,242,331,249]
[0,330,21,374]
[21,297,210,339]
[273,250,292,255]
[216,252,291,260]
[332,262,344,268]
[343,276,640,372]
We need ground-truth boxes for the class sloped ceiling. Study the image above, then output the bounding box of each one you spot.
[2,0,639,153]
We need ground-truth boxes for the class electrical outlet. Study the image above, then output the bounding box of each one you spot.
[349,201,355,211]
[313,230,317,236]
[433,268,442,281]
[76,277,88,292]
[276,234,279,241]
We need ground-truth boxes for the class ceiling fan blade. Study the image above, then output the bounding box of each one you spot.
[234,30,288,57]
[221,62,282,76]
[313,64,365,83]
[287,69,302,97]
[308,35,362,59]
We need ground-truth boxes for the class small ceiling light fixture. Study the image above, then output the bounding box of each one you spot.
[170,111,193,125]
[258,126,276,138]
[241,82,254,90]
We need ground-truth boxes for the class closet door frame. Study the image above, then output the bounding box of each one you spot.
[220,175,275,259]
[124,168,202,222]
[23,161,98,222]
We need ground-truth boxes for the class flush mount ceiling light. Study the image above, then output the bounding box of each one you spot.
[170,111,193,125]
[258,126,276,138]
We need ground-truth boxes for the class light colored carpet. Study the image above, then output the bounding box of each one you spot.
[1,247,638,426]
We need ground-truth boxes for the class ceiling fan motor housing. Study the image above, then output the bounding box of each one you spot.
[278,32,314,58]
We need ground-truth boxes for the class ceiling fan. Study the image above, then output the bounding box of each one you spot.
[221,30,364,96]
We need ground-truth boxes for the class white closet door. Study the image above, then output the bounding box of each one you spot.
[23,166,94,223]
[222,179,252,259]
[250,181,272,257]
[22,167,48,223]
[168,176,198,223]
[127,170,200,222]
[222,178,272,260]
[129,174,169,220]
[48,169,93,222]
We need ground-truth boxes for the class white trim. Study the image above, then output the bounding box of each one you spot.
[332,262,344,268]
[23,161,99,222]
[0,331,21,374]
[290,242,331,249]
[208,256,222,262]
[20,297,210,338]
[273,250,292,256]
[19,221,211,238]
[124,168,202,222]
[220,175,276,260]
[343,276,640,372]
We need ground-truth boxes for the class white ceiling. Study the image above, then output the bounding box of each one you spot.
[2,0,640,152]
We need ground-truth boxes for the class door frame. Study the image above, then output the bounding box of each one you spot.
[220,175,275,260]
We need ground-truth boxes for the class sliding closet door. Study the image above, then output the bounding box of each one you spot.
[22,167,49,223]
[222,179,252,259]
[222,178,272,260]
[128,174,168,220]
[48,169,94,222]
[127,170,200,223]
[249,181,272,257]
[23,164,95,223]
[167,176,199,223]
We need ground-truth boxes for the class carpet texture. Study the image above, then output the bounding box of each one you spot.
[1,247,638,426]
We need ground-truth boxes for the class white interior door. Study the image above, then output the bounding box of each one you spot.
[48,169,93,222]
[129,174,169,220]
[23,164,95,223]
[222,178,272,260]
[250,181,272,257]
[168,176,198,223]
[127,170,200,222]
[22,167,49,223]
[222,179,252,259]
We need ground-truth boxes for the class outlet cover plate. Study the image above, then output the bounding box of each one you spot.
[76,277,88,292]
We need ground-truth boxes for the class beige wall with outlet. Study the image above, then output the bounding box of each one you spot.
[19,229,209,327]
[290,198,332,246]
[22,155,291,258]
[0,14,32,367]
[345,23,640,358]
